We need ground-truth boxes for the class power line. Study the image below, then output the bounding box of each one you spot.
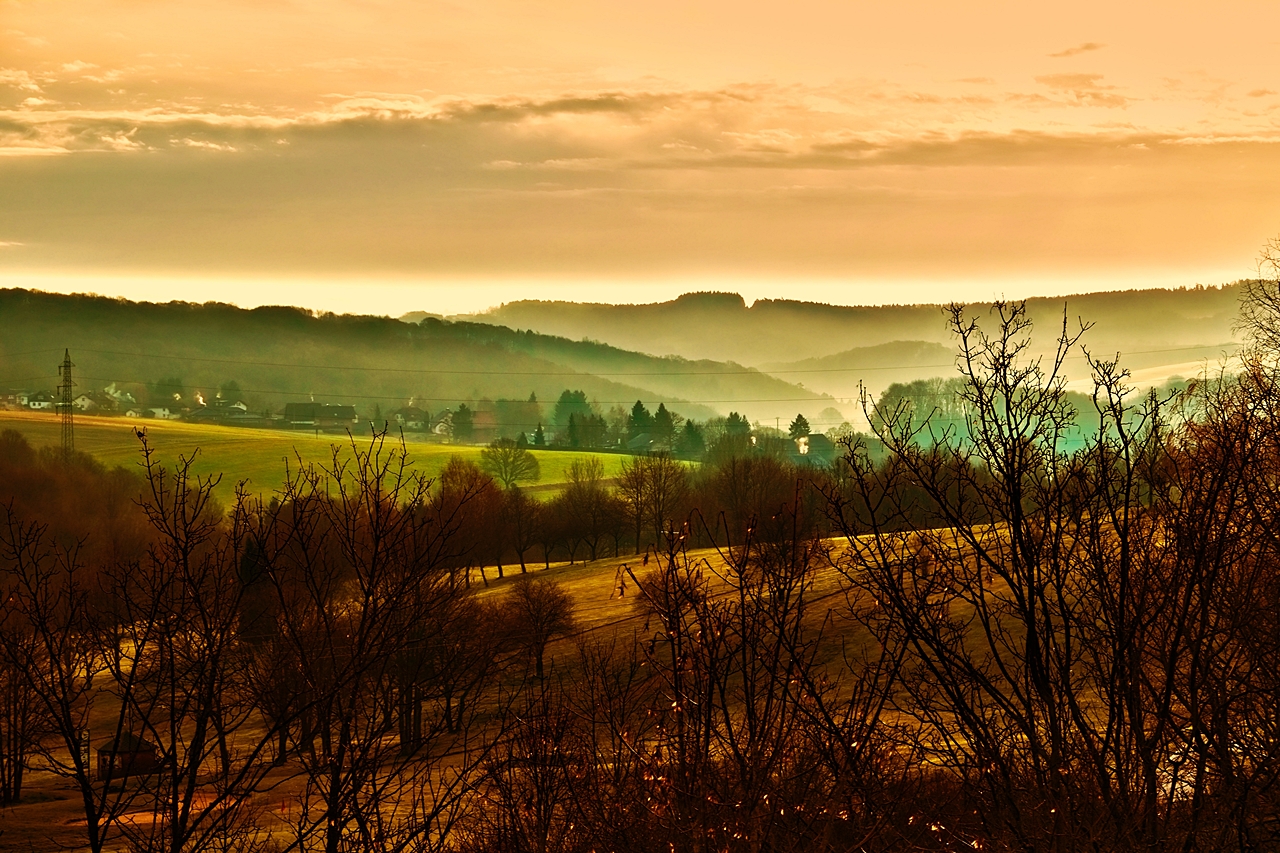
[1,341,1241,379]
[0,342,1237,423]
[0,361,1219,421]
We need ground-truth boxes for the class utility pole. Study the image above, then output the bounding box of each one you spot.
[58,348,75,459]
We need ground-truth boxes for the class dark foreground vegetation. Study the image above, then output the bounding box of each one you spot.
[3,286,1280,852]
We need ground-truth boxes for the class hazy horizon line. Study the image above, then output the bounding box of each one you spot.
[0,268,1251,320]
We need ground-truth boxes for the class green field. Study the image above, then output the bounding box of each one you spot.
[0,411,631,505]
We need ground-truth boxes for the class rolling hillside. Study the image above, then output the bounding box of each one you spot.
[455,286,1244,387]
[0,289,834,430]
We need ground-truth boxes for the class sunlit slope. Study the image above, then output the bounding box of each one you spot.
[494,528,1042,707]
[0,411,628,505]
[474,538,857,638]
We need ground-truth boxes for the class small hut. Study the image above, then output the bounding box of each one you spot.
[97,733,162,780]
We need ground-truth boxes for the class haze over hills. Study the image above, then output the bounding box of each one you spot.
[441,285,1244,401]
[760,341,956,401]
[0,289,835,430]
[450,284,1241,371]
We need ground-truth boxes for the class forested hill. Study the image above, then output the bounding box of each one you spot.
[454,285,1244,367]
[0,289,831,425]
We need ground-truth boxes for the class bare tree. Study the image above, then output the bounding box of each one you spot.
[620,453,690,554]
[502,485,542,573]
[481,438,541,489]
[621,501,900,853]
[0,549,40,806]
[501,573,575,681]
[107,437,290,853]
[826,300,1280,850]
[459,680,581,853]
[250,431,504,853]
[435,456,504,584]
[555,458,622,561]
[0,504,146,853]
[617,456,648,554]
[559,633,662,852]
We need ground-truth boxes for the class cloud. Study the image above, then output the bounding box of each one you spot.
[0,69,41,93]
[0,86,751,157]
[0,76,1271,171]
[173,137,237,151]
[296,90,685,125]
[0,145,66,157]
[1033,73,1130,108]
[97,129,147,151]
[1049,42,1105,58]
[83,69,128,84]
[1248,89,1276,98]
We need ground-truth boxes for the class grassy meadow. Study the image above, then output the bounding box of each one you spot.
[0,410,631,506]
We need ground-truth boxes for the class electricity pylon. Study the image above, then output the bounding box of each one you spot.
[58,349,74,459]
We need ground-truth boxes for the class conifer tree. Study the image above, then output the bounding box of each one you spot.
[788,413,811,439]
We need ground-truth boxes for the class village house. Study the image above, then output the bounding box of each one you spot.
[185,398,260,426]
[0,390,29,411]
[26,391,54,410]
[283,402,359,429]
[393,405,429,430]
[72,391,120,413]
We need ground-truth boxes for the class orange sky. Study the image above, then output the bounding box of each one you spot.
[3,0,1280,313]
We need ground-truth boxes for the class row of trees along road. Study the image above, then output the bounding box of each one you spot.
[6,281,1280,850]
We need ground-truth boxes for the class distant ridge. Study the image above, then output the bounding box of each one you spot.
[456,284,1244,369]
